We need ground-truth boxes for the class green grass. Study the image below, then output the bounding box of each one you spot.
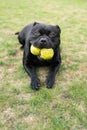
[0,0,87,129]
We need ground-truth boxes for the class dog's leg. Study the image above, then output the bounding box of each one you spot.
[46,49,61,88]
[23,62,40,90]
[46,63,60,88]
[23,42,41,90]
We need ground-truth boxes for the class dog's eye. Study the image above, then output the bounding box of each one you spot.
[34,32,40,36]
[49,32,56,38]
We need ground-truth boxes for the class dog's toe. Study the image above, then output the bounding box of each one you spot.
[31,78,41,90]
[46,77,54,89]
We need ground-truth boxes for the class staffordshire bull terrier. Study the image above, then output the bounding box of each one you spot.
[16,22,61,90]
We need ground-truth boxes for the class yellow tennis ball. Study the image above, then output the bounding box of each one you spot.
[41,48,54,60]
[30,45,41,55]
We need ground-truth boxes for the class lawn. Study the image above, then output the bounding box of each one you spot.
[0,0,87,129]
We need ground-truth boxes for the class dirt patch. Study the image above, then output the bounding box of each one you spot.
[78,101,87,113]
[23,114,38,123]
[0,108,15,125]
[16,93,32,101]
[22,114,39,129]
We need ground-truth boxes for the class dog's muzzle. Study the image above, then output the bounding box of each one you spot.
[39,37,48,48]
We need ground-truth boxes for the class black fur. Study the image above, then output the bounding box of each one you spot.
[16,22,61,90]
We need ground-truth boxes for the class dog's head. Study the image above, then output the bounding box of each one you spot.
[29,22,61,49]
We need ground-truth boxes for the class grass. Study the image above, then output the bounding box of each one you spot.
[0,0,87,129]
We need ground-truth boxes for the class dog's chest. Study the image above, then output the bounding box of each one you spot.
[30,56,52,66]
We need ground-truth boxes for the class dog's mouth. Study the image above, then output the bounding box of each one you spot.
[30,38,54,49]
[30,43,51,49]
[37,55,43,61]
[37,55,51,61]
[30,44,54,61]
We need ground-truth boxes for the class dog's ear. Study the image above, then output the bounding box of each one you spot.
[56,25,61,33]
[33,22,39,26]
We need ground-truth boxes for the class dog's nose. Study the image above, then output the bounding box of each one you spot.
[40,38,47,46]
[40,38,46,43]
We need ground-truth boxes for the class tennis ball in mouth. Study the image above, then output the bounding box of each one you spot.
[40,48,54,60]
[30,45,41,55]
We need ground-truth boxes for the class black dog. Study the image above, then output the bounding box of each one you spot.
[16,22,61,90]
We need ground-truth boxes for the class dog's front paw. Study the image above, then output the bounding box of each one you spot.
[31,78,41,90]
[46,76,54,89]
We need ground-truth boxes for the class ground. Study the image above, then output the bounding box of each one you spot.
[0,0,87,130]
